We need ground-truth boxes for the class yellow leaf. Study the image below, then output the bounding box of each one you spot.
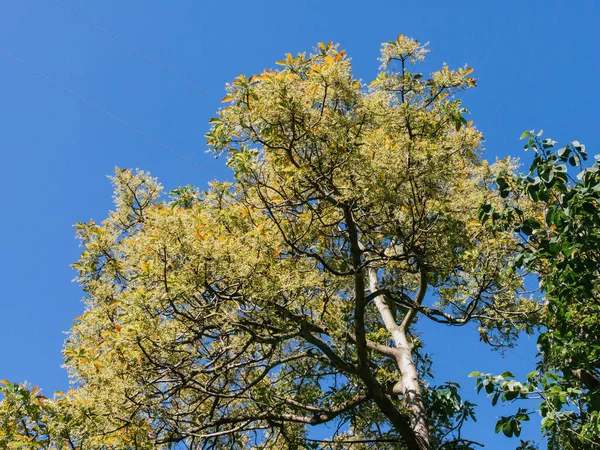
[0,380,9,385]
[250,74,268,83]
[334,53,341,62]
[464,67,474,75]
[467,120,473,128]
[195,226,207,240]
[114,323,122,332]
[317,42,326,51]
[221,95,234,103]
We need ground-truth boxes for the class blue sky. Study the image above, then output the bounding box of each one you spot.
[1,0,598,447]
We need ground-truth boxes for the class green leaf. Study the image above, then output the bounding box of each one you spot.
[545,208,555,227]
[502,420,514,437]
[568,154,580,167]
[520,130,532,140]
[557,146,571,161]
[492,392,500,406]
[505,390,519,400]
[582,202,596,213]
[512,419,522,437]
[495,420,504,434]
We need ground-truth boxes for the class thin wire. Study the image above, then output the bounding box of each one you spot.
[0,47,217,177]
[51,0,218,100]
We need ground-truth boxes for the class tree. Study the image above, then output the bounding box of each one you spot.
[1,36,540,449]
[473,132,600,448]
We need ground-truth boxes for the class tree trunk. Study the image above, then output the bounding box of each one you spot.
[367,268,431,450]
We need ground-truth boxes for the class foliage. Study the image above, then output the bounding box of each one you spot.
[474,131,600,448]
[1,37,541,449]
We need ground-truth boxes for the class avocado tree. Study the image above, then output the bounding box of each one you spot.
[1,37,540,450]
[473,132,600,449]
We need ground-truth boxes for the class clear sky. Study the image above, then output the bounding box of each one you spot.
[1,0,598,447]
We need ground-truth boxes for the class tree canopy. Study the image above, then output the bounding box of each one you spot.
[2,36,583,450]
[473,132,600,449]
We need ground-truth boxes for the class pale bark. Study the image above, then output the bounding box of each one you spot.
[344,206,422,450]
[367,267,431,450]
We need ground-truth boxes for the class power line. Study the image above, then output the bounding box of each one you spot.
[51,0,219,100]
[0,47,217,178]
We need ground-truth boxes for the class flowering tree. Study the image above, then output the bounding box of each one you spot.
[1,36,540,450]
